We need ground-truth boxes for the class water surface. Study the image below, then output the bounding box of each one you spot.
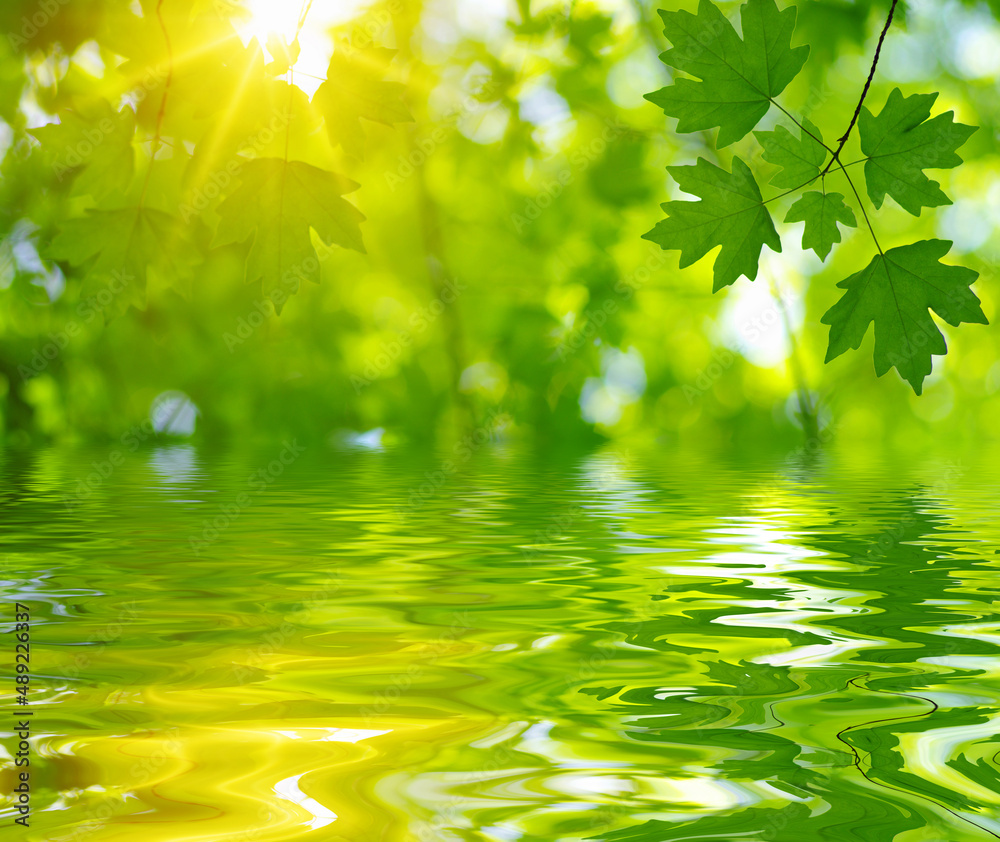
[2,443,1000,841]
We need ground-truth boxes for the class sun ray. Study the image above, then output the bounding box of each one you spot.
[183,38,271,196]
[235,0,372,93]
[244,0,304,44]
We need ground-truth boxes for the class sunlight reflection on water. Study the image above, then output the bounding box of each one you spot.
[2,443,1000,841]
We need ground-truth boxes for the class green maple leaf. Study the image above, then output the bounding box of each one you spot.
[643,157,781,291]
[47,207,194,313]
[859,88,977,216]
[754,118,825,189]
[646,0,809,147]
[30,100,135,200]
[821,240,987,394]
[314,44,412,159]
[785,191,856,259]
[214,158,366,307]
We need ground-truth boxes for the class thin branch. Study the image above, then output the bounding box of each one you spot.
[272,0,314,294]
[293,70,327,83]
[283,0,315,160]
[761,159,867,208]
[820,0,897,176]
[760,157,863,207]
[296,0,315,38]
[284,73,294,162]
[771,100,835,156]
[139,0,174,208]
[762,173,822,206]
[835,159,881,255]
[839,0,898,143]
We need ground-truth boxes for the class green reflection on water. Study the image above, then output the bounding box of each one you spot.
[2,444,1000,841]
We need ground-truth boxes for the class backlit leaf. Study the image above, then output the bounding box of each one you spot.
[643,156,781,291]
[47,207,195,313]
[821,240,987,393]
[314,44,412,159]
[755,118,825,189]
[859,88,976,216]
[785,191,856,259]
[30,100,135,201]
[646,0,809,147]
[214,158,366,307]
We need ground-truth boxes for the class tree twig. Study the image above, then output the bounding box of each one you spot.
[835,158,882,255]
[139,0,174,208]
[820,0,897,176]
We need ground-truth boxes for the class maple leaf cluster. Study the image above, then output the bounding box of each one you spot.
[644,0,985,394]
[33,7,411,317]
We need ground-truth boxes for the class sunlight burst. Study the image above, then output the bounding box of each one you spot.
[238,0,367,94]
[244,0,302,43]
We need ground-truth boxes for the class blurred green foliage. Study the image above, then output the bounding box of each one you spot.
[0,0,997,451]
